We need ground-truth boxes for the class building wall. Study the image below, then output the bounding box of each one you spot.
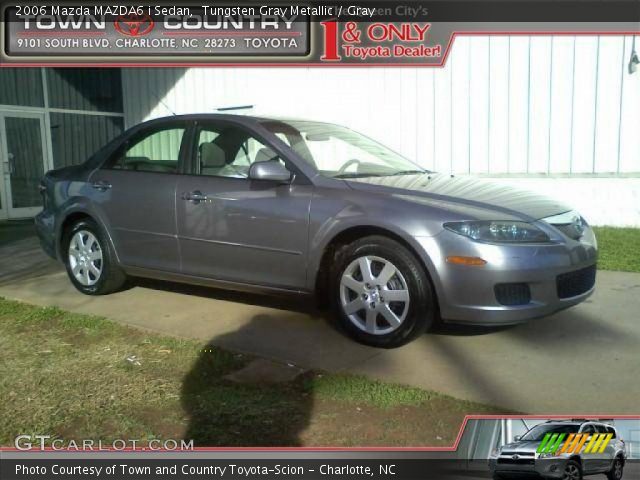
[121,35,640,226]
[0,68,125,170]
[0,68,125,219]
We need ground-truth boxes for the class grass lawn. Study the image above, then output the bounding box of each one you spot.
[0,298,506,448]
[593,227,640,273]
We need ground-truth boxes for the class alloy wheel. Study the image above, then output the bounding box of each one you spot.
[563,464,581,480]
[68,230,103,286]
[339,255,410,335]
[613,459,623,479]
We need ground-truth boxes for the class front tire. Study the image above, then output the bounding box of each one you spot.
[63,218,127,295]
[563,460,583,480]
[330,235,435,348]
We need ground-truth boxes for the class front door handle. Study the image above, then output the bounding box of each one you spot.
[91,180,112,191]
[182,190,208,204]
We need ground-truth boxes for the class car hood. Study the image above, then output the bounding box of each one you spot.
[345,173,572,220]
[501,441,541,453]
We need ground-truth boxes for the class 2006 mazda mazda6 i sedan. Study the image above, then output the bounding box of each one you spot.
[35,114,597,347]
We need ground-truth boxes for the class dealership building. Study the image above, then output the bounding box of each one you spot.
[0,35,638,224]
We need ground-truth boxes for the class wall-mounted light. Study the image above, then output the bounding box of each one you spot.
[630,36,639,74]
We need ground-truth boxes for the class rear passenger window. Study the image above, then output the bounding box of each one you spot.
[111,127,185,173]
[607,426,617,438]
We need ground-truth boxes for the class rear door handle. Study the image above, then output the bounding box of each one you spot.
[91,180,112,191]
[182,190,208,204]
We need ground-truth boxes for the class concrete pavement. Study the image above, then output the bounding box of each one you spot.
[1,221,639,413]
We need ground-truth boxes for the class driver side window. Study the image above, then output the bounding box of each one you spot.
[196,125,282,178]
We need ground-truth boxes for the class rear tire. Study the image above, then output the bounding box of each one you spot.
[607,457,624,480]
[330,235,434,348]
[63,218,127,295]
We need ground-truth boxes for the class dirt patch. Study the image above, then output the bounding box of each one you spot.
[224,359,306,384]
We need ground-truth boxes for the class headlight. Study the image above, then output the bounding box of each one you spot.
[491,447,502,457]
[444,221,550,243]
[538,452,556,459]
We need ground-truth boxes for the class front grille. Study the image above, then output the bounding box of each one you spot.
[495,283,531,306]
[502,451,534,457]
[556,265,596,299]
[497,458,535,465]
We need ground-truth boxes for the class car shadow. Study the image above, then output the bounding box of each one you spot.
[133,277,519,340]
[500,307,630,347]
[133,277,319,316]
[429,321,514,337]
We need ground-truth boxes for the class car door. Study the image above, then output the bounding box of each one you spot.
[596,425,617,472]
[176,120,312,289]
[89,121,188,272]
[579,424,599,473]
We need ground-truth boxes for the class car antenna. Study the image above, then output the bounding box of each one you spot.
[216,105,255,112]
[151,90,177,116]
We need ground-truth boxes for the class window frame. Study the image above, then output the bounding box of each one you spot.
[101,119,192,175]
[580,424,596,434]
[183,119,309,183]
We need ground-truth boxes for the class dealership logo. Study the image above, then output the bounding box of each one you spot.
[537,432,613,455]
[114,14,154,37]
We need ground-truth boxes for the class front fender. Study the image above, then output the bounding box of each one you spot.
[306,189,444,294]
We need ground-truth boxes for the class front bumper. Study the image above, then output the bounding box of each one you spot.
[489,456,570,479]
[415,226,598,326]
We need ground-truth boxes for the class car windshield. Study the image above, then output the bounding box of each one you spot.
[261,119,427,178]
[520,424,581,441]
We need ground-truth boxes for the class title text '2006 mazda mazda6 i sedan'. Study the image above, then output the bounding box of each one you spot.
[35,114,597,347]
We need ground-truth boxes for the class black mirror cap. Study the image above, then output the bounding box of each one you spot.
[248,160,292,183]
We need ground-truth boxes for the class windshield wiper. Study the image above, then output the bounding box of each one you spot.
[333,173,386,179]
[388,170,426,176]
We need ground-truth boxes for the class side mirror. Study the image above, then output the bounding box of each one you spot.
[249,160,292,183]
[514,435,522,442]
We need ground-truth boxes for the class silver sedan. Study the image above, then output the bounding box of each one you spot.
[35,114,597,347]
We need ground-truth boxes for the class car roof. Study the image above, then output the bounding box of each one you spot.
[131,115,353,138]
[135,113,332,126]
[542,421,583,426]
[541,420,614,427]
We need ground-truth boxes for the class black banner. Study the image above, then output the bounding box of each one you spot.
[2,457,640,480]
[2,458,470,480]
[2,1,640,22]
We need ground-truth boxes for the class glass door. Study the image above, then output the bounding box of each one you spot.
[0,112,49,219]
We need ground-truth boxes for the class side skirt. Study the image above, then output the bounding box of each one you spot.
[122,265,311,298]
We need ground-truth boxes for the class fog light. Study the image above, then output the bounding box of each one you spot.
[550,465,558,472]
[446,256,487,266]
